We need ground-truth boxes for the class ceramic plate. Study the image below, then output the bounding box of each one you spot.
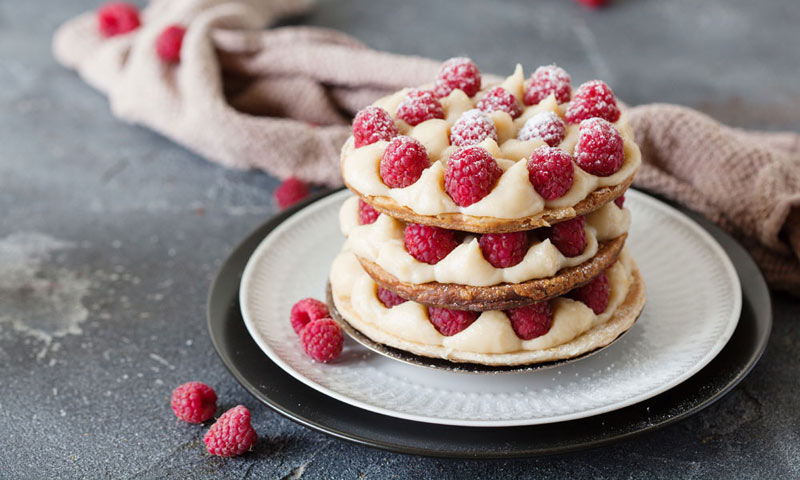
[238,190,741,427]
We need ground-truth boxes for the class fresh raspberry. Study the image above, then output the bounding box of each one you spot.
[574,118,624,176]
[444,146,503,207]
[427,307,478,336]
[476,86,522,119]
[274,177,309,209]
[517,111,567,147]
[449,109,498,147]
[565,80,621,124]
[433,57,482,98]
[478,232,529,268]
[506,302,554,340]
[380,136,430,188]
[204,405,257,457]
[403,223,458,265]
[396,89,445,126]
[570,272,611,314]
[377,287,407,308]
[290,298,329,335]
[524,64,572,105]
[546,215,586,257]
[358,199,380,225]
[527,146,574,200]
[170,382,217,424]
[155,25,185,63]
[300,318,344,363]
[352,106,398,148]
[97,2,140,37]
[614,194,625,208]
[575,0,610,9]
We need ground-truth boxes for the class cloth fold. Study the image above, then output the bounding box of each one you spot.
[53,0,800,293]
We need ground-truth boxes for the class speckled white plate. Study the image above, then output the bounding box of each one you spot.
[239,189,741,427]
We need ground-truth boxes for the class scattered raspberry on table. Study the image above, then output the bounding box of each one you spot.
[290,298,329,335]
[274,177,309,209]
[300,317,344,363]
[204,405,257,457]
[171,381,217,424]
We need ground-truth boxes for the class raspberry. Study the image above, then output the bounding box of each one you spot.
[380,136,430,188]
[527,146,574,200]
[300,318,344,363]
[546,215,586,257]
[476,86,522,119]
[575,0,610,7]
[517,111,567,147]
[565,80,621,124]
[403,223,458,265]
[478,232,529,268]
[449,109,498,147]
[524,64,572,105]
[377,287,407,308]
[97,2,141,37]
[433,57,482,98]
[352,106,398,148]
[274,177,309,209]
[427,307,478,336]
[358,199,380,225]
[155,25,185,63]
[614,194,625,208]
[570,272,611,314]
[574,118,624,176]
[444,146,503,207]
[204,405,257,457]
[506,302,554,340]
[290,298,329,335]
[396,89,444,126]
[171,382,217,424]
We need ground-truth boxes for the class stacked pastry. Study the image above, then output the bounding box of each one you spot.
[328,58,646,366]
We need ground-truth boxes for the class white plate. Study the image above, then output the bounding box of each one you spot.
[239,190,741,427]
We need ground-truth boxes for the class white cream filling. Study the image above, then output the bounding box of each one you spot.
[342,64,641,220]
[329,248,634,355]
[340,196,630,286]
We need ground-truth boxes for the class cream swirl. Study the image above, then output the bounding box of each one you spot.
[340,196,630,287]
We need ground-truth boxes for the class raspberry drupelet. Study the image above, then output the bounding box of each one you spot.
[574,117,624,177]
[171,381,217,424]
[546,215,587,257]
[290,298,329,335]
[517,111,567,147]
[300,318,344,363]
[403,223,459,265]
[479,232,529,268]
[203,405,257,457]
[570,272,611,314]
[155,25,186,63]
[377,287,407,308]
[358,199,380,225]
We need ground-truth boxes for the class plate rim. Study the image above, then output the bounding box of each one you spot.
[236,189,743,427]
[207,187,771,458]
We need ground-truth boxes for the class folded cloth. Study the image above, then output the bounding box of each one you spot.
[628,104,800,294]
[52,0,441,186]
[53,0,800,293]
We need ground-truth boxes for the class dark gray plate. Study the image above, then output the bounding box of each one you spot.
[207,188,771,458]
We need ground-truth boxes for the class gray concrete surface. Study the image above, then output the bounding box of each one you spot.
[1,0,799,478]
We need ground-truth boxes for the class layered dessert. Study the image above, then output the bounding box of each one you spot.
[328,58,646,366]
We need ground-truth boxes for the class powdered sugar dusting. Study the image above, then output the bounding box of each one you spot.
[434,57,482,98]
[518,111,567,147]
[396,89,445,126]
[574,117,624,176]
[450,109,498,147]
[565,80,621,124]
[352,106,398,148]
[477,86,522,119]
[524,64,572,105]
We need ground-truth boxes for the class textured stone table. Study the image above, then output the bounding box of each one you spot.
[1,0,799,478]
